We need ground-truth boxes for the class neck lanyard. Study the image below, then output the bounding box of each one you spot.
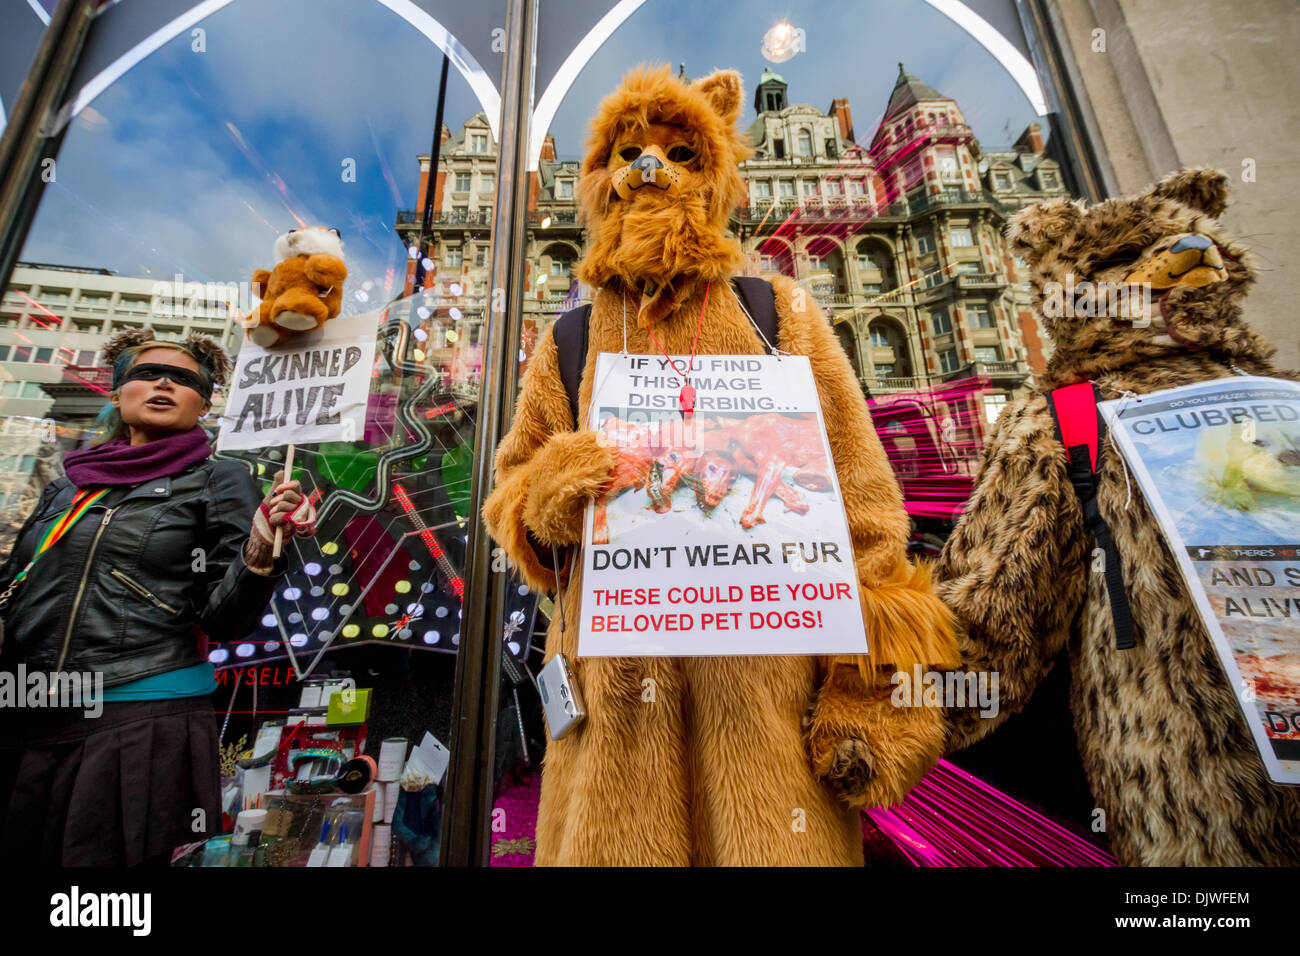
[634,280,711,417]
[12,487,110,585]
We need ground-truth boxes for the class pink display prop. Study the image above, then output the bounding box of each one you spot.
[869,376,991,519]
[864,759,1116,867]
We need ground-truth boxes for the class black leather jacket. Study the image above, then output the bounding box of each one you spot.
[0,458,288,687]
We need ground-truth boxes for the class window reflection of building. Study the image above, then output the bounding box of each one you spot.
[400,63,1070,416]
[0,262,241,424]
[397,121,585,360]
[736,63,1069,415]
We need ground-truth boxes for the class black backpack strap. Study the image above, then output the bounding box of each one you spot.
[1047,383,1137,650]
[552,303,592,429]
[730,276,779,355]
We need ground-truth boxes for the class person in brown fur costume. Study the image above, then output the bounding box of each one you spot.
[937,168,1300,865]
[482,65,958,866]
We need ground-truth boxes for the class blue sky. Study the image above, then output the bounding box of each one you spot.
[16,0,1038,295]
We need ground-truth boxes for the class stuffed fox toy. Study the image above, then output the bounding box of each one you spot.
[937,169,1300,865]
[247,226,347,347]
[482,65,958,866]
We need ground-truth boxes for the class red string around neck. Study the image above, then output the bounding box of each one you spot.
[636,281,710,416]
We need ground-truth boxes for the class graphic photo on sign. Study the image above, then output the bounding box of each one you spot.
[593,409,835,545]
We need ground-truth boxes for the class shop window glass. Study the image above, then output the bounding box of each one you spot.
[0,0,516,869]
[0,0,1110,869]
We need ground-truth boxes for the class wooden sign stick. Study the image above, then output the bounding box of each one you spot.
[273,442,295,559]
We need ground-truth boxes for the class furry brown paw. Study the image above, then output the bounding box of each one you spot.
[522,431,618,546]
[825,736,875,800]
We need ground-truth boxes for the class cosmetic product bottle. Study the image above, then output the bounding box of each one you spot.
[227,808,267,867]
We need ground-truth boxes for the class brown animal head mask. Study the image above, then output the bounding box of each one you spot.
[576,65,753,328]
[1009,168,1271,386]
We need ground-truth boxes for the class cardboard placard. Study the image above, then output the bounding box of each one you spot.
[217,311,378,451]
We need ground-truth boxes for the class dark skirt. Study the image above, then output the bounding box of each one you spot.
[0,696,221,866]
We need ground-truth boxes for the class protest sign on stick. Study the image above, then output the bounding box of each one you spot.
[219,311,379,555]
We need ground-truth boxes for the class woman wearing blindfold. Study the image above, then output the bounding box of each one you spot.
[0,327,316,865]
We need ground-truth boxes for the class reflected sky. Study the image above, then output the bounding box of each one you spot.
[15,0,1038,296]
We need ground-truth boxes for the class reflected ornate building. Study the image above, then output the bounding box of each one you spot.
[394,116,582,360]
[397,64,1068,423]
[735,64,1067,413]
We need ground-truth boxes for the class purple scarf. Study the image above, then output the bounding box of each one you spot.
[63,425,212,487]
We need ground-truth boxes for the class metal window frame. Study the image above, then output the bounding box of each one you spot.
[1016,0,1120,201]
[438,0,536,867]
[0,0,100,296]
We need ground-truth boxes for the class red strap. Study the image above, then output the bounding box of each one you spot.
[1050,382,1101,472]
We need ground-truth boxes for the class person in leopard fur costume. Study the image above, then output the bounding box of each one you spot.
[937,168,1300,865]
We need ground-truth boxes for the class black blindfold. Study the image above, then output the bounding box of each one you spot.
[120,362,212,400]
